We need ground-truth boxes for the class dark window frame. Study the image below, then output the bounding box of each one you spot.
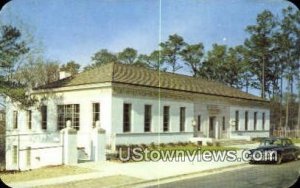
[57,104,80,130]
[41,106,47,130]
[245,111,248,131]
[262,112,265,130]
[254,112,257,130]
[123,103,131,133]
[144,105,152,132]
[197,115,201,131]
[92,103,100,128]
[222,116,226,131]
[179,107,186,132]
[163,106,170,132]
[235,110,239,131]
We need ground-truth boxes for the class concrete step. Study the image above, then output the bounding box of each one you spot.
[218,139,254,146]
[77,147,89,160]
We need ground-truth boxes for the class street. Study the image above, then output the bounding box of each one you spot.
[146,160,300,188]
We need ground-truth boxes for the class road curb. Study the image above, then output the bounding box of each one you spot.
[113,163,251,188]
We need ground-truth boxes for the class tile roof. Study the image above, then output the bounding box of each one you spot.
[35,62,267,102]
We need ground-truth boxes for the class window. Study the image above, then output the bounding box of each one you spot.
[13,145,18,165]
[27,110,32,130]
[41,106,47,130]
[13,111,18,129]
[222,116,226,131]
[245,111,248,131]
[92,103,100,128]
[197,115,201,131]
[254,112,257,130]
[262,112,265,130]
[180,107,185,132]
[163,106,170,132]
[123,103,131,132]
[26,147,31,166]
[235,110,239,131]
[144,105,152,132]
[57,104,80,130]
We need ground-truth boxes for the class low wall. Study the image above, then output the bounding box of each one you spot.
[114,132,194,146]
[231,130,270,139]
[6,142,63,171]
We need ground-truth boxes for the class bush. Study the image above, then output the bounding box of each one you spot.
[206,142,213,146]
[167,142,176,147]
[116,144,128,151]
[215,141,221,147]
[159,143,166,148]
[140,144,147,149]
[150,142,156,149]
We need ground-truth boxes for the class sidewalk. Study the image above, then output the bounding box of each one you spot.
[6,149,250,188]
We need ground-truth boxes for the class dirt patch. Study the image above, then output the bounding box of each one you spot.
[0,165,94,183]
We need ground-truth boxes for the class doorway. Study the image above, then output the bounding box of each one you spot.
[209,116,216,138]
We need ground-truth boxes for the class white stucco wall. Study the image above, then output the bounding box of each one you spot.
[229,106,270,138]
[111,94,194,146]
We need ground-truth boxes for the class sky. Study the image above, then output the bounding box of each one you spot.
[0,0,297,96]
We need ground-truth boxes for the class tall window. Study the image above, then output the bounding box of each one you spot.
[13,111,18,129]
[262,112,265,130]
[27,110,32,130]
[222,116,226,131]
[92,103,100,128]
[235,110,239,131]
[179,107,185,132]
[254,112,257,130]
[245,111,248,131]
[57,104,80,130]
[41,106,47,130]
[163,106,170,132]
[123,103,131,132]
[144,105,152,132]
[197,115,201,131]
[13,145,18,165]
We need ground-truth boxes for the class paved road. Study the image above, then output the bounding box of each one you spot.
[147,160,300,188]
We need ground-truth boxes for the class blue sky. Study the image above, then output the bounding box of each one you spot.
[0,0,294,67]
[0,0,297,97]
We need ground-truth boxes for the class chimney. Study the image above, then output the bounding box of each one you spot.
[59,71,71,80]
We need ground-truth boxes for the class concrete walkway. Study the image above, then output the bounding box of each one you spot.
[7,149,251,188]
[6,143,300,187]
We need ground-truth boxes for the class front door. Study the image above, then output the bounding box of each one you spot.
[209,116,216,138]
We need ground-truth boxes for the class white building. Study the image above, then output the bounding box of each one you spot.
[5,62,270,170]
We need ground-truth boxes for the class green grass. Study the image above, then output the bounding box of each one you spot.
[0,165,94,183]
[118,143,239,162]
[291,138,300,143]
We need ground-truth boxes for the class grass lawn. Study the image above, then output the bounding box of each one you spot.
[116,143,239,162]
[292,138,300,143]
[0,165,94,183]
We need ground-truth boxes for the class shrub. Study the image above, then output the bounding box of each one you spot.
[159,143,166,148]
[116,144,128,151]
[215,141,221,147]
[150,142,156,149]
[206,142,213,146]
[140,144,147,149]
[167,142,176,147]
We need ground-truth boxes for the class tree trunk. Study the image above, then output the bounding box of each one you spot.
[261,57,265,99]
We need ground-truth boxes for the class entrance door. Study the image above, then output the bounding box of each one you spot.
[209,116,216,138]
